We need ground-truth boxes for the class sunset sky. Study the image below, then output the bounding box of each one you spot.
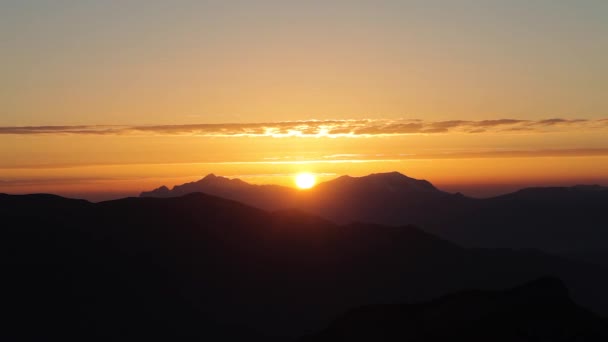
[1,0,607,200]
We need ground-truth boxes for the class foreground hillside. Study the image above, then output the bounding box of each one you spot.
[303,277,608,342]
[2,193,607,340]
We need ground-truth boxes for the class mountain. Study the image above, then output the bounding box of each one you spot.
[441,185,608,252]
[296,172,470,225]
[141,173,296,211]
[140,172,608,253]
[141,172,471,225]
[2,193,608,340]
[314,172,440,193]
[302,277,608,342]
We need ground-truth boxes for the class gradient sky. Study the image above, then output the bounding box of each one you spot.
[1,0,607,200]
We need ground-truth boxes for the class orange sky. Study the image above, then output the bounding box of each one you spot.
[1,121,607,200]
[1,1,607,200]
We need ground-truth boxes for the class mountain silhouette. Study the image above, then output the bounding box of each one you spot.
[302,277,608,341]
[141,172,608,253]
[141,173,296,211]
[2,192,608,340]
[314,172,441,193]
[141,172,468,225]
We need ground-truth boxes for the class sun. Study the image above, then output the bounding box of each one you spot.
[295,173,316,189]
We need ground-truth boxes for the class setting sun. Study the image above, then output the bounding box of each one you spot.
[295,173,316,189]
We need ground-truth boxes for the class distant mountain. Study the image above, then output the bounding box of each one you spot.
[141,173,296,211]
[443,185,608,252]
[142,172,446,200]
[571,184,608,192]
[2,193,608,340]
[314,171,440,193]
[141,172,470,225]
[140,172,465,225]
[297,172,470,225]
[302,277,608,342]
[141,172,608,253]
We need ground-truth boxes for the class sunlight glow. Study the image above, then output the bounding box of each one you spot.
[295,173,316,189]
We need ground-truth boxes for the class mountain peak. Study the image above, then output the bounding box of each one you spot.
[370,171,408,177]
[203,173,217,180]
[326,171,439,193]
[197,174,249,187]
[140,185,171,197]
[368,171,420,182]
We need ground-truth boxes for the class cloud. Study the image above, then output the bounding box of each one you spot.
[0,118,606,137]
[474,119,526,127]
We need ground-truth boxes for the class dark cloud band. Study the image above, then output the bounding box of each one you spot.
[0,118,606,137]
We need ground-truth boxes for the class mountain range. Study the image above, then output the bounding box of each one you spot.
[141,172,608,254]
[302,277,608,341]
[2,192,608,340]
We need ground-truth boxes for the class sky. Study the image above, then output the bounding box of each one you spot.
[1,0,607,200]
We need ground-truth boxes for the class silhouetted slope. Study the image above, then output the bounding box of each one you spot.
[140,173,295,211]
[297,172,469,225]
[2,193,608,340]
[140,172,608,253]
[140,172,471,227]
[302,277,608,342]
[561,250,608,268]
[435,186,608,251]
[314,172,440,193]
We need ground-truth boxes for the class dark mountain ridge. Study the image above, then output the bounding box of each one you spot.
[140,172,608,253]
[141,173,296,211]
[314,172,441,193]
[2,192,608,340]
[303,277,608,341]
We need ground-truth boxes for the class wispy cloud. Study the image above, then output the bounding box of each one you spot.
[1,118,606,137]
